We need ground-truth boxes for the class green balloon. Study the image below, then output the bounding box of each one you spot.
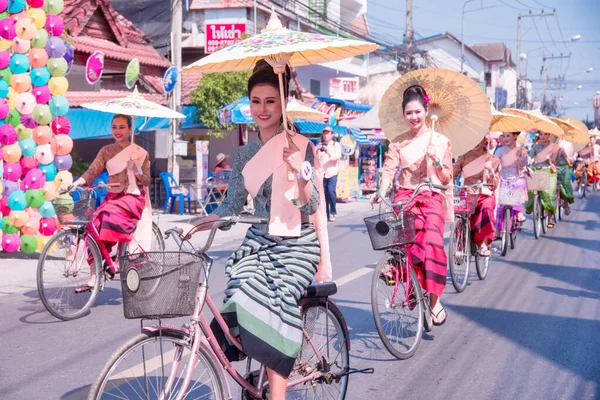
[2,216,19,235]
[26,189,46,209]
[20,235,38,254]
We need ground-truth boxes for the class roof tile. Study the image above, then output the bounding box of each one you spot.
[66,90,168,107]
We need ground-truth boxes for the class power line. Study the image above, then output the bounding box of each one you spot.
[498,0,527,11]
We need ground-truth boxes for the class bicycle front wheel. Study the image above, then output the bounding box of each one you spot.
[448,218,470,292]
[37,229,102,321]
[501,208,510,257]
[533,195,541,239]
[541,201,548,235]
[284,299,349,400]
[371,253,424,360]
[89,331,225,400]
[579,173,586,198]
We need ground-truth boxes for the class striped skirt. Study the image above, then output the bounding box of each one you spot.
[394,188,447,298]
[525,170,558,215]
[220,227,319,377]
[469,193,496,247]
[93,191,145,244]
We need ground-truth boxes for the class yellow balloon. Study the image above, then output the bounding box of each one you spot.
[28,8,48,30]
[48,77,69,96]
[0,37,11,51]
[54,171,73,187]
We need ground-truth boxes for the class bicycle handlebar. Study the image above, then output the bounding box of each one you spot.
[377,178,448,208]
[61,182,120,195]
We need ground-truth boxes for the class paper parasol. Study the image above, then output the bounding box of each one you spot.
[286,98,328,121]
[502,108,563,137]
[85,50,104,85]
[380,68,492,157]
[125,57,139,89]
[589,127,600,137]
[490,111,537,133]
[550,116,589,153]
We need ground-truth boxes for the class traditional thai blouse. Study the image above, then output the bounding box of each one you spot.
[453,148,500,190]
[214,131,320,231]
[81,142,151,193]
[496,146,528,179]
[529,143,568,169]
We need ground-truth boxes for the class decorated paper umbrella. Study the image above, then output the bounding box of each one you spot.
[11,72,32,92]
[8,189,27,210]
[49,94,68,116]
[35,142,52,163]
[39,161,56,180]
[0,122,16,144]
[28,7,46,29]
[33,103,51,124]
[38,200,55,217]
[560,117,591,153]
[24,169,44,190]
[48,76,67,96]
[2,233,20,252]
[44,14,62,36]
[51,133,72,155]
[20,113,38,128]
[33,84,50,103]
[0,0,6,12]
[53,154,71,170]
[125,57,140,89]
[63,42,73,75]
[20,234,37,253]
[36,234,52,251]
[54,170,72,187]
[42,0,63,15]
[15,16,36,39]
[25,188,44,207]
[549,116,590,153]
[9,209,29,228]
[31,28,48,48]
[30,66,50,86]
[0,79,7,97]
[42,180,56,200]
[2,214,18,233]
[40,216,57,235]
[20,155,37,173]
[490,111,537,132]
[9,53,29,74]
[51,115,69,134]
[286,98,328,121]
[85,50,104,85]
[3,142,21,163]
[17,124,33,139]
[29,47,47,68]
[2,179,17,197]
[19,137,36,157]
[15,91,35,114]
[47,56,67,77]
[0,49,8,68]
[12,37,30,53]
[44,36,64,57]
[8,0,25,13]
[0,97,8,117]
[4,161,21,180]
[27,0,44,8]
[0,17,16,40]
[502,108,563,137]
[10,10,28,23]
[0,66,12,84]
[5,108,20,126]
[32,124,51,144]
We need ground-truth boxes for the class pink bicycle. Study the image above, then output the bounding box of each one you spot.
[36,184,164,321]
[89,216,361,399]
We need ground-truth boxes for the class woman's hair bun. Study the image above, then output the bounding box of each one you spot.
[402,84,429,112]
[248,59,292,98]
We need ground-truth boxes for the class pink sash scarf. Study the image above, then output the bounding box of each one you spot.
[462,154,488,179]
[501,147,521,168]
[242,133,332,282]
[535,143,558,164]
[105,144,152,251]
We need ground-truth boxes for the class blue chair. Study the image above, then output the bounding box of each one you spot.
[160,172,191,215]
[91,171,109,207]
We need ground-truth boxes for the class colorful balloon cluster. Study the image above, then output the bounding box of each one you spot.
[0,0,72,254]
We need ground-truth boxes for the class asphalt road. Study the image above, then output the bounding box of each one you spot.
[0,195,598,399]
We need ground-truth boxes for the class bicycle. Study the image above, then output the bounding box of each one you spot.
[526,169,551,240]
[90,215,363,399]
[364,179,447,360]
[448,183,491,292]
[577,159,588,199]
[497,177,525,258]
[36,184,165,321]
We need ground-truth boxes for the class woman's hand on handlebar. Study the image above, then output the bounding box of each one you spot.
[370,194,382,209]
[175,214,219,240]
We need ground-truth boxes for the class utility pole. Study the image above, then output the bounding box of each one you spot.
[542,54,569,114]
[170,0,182,181]
[404,0,413,71]
[460,1,496,74]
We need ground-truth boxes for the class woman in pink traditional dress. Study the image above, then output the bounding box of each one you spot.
[373,85,453,326]
[70,114,151,290]
[453,138,500,256]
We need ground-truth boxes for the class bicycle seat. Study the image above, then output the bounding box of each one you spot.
[303,282,337,298]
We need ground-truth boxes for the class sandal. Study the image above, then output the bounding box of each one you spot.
[75,284,94,293]
[547,222,555,229]
[479,247,491,257]
[517,214,526,223]
[431,307,447,326]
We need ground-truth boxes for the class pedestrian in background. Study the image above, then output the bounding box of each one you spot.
[316,126,342,222]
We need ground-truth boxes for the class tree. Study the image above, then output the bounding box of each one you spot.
[189,70,251,137]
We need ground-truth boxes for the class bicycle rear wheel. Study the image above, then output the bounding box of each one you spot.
[533,195,541,239]
[89,330,225,400]
[448,218,470,292]
[541,200,548,235]
[579,172,586,199]
[283,299,349,400]
[37,229,102,321]
[371,253,424,360]
[510,212,518,250]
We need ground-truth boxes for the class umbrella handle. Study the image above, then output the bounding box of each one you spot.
[276,70,295,181]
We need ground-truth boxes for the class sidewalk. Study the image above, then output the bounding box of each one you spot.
[0,200,373,298]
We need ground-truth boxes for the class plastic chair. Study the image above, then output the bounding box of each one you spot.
[160,172,191,215]
[91,171,109,207]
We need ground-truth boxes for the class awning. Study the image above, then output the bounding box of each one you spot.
[294,121,371,145]
[219,96,253,124]
[316,96,373,112]
[339,102,380,130]
[138,105,204,131]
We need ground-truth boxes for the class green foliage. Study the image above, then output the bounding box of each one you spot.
[70,152,90,178]
[189,70,252,137]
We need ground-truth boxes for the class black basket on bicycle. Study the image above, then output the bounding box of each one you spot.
[119,252,205,319]
[52,194,98,225]
[364,212,416,250]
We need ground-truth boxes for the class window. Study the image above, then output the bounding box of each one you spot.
[484,72,492,87]
[309,0,328,24]
[310,79,321,96]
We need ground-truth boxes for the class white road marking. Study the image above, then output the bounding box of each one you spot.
[334,267,372,287]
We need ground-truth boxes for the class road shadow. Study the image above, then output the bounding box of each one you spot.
[542,235,600,252]
[330,223,368,234]
[537,285,600,300]
[446,304,600,382]
[61,385,88,399]
[511,261,600,293]
[559,218,600,231]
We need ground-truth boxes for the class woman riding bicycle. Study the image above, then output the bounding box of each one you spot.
[374,84,452,327]
[575,137,600,188]
[69,114,151,291]
[495,131,528,233]
[177,60,331,400]
[525,131,567,228]
[453,137,500,257]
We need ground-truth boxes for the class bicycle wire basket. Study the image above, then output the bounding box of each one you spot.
[364,211,417,251]
[498,178,525,206]
[526,171,551,191]
[52,194,98,225]
[453,187,479,215]
[119,251,205,319]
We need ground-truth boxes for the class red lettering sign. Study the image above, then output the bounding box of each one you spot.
[205,23,246,53]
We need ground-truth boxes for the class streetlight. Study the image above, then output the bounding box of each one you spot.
[570,35,581,42]
[577,85,583,90]
[586,67,593,73]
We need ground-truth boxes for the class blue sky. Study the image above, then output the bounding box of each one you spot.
[367,0,600,122]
